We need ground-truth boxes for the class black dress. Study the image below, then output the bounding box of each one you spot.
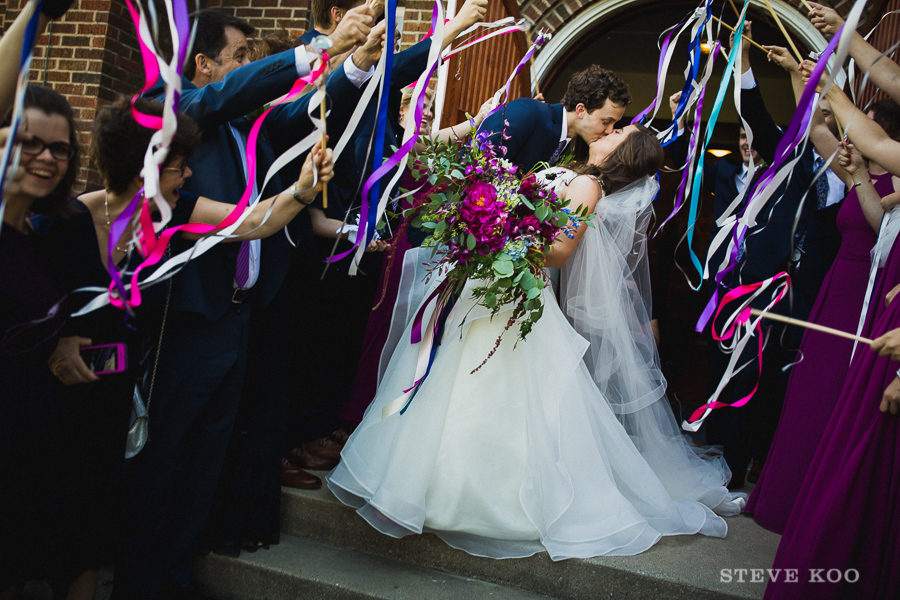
[0,221,68,589]
[30,193,199,584]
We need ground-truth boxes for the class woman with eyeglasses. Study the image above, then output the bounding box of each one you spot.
[27,94,331,600]
[0,86,81,600]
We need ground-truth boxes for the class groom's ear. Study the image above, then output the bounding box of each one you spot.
[574,103,586,118]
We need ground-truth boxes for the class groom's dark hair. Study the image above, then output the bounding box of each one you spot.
[561,65,631,112]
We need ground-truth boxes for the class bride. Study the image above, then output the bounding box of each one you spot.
[327,123,745,560]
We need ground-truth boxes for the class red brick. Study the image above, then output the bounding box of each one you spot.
[55,83,86,95]
[43,70,70,82]
[74,48,104,59]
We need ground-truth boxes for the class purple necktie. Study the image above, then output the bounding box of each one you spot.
[235,241,250,288]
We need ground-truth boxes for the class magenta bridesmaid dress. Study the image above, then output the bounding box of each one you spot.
[746,172,893,533]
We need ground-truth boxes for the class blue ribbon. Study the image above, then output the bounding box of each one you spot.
[684,1,748,287]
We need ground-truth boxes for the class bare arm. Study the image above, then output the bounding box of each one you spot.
[441,0,489,51]
[823,84,900,177]
[839,143,886,232]
[808,2,900,103]
[544,175,601,268]
[0,4,50,117]
[433,98,493,144]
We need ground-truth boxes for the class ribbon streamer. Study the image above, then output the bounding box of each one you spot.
[0,0,44,237]
[684,271,791,431]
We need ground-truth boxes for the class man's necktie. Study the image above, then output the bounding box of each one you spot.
[549,140,568,165]
[814,155,830,210]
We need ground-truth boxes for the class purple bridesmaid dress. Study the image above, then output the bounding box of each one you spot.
[746,172,893,533]
[764,252,900,599]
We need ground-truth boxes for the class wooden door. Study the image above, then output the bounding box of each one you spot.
[440,0,531,127]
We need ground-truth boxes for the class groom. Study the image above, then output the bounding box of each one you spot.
[479,64,631,172]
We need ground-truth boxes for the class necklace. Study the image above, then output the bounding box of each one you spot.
[104,191,128,253]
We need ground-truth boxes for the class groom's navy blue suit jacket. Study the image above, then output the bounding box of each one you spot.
[145,51,364,320]
[479,98,566,173]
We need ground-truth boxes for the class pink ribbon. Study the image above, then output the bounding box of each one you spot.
[107,52,330,310]
[685,272,790,428]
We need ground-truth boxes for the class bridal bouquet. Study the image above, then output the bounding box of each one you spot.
[404,127,591,348]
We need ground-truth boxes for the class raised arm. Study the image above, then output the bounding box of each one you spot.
[0,2,58,117]
[767,45,850,184]
[545,174,601,268]
[808,2,900,103]
[822,81,900,177]
[838,143,887,232]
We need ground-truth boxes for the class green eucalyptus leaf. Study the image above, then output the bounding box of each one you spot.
[519,194,535,210]
[466,234,476,250]
[492,260,514,277]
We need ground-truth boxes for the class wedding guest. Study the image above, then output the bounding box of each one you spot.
[764,10,900,595]
[0,86,75,600]
[747,46,900,533]
[112,7,372,598]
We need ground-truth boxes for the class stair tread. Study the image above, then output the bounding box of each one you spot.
[195,533,553,600]
[280,482,779,600]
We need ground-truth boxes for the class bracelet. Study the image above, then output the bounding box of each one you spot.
[853,180,868,188]
[896,367,900,381]
[289,185,316,206]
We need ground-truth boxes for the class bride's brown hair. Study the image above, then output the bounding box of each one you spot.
[570,124,664,195]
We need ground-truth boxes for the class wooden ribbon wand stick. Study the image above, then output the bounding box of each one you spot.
[320,95,328,209]
[761,0,804,63]
[750,308,873,345]
[712,15,768,53]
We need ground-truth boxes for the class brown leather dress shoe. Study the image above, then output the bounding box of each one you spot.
[281,458,322,489]
[288,444,340,471]
[302,436,343,462]
[329,428,350,445]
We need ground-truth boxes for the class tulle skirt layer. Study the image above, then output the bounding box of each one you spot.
[328,284,743,560]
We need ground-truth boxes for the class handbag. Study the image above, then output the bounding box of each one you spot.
[126,385,149,459]
[125,272,171,459]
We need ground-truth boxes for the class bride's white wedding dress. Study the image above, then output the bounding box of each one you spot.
[327,172,745,560]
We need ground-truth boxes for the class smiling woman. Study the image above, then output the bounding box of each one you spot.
[0,85,77,600]
[23,94,333,600]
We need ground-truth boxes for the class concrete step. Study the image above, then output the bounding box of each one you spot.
[279,481,781,600]
[194,533,552,600]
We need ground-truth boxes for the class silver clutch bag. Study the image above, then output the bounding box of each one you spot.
[126,384,149,459]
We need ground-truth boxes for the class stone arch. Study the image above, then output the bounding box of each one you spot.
[528,0,827,85]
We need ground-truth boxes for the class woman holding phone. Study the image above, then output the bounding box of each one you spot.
[31,95,332,600]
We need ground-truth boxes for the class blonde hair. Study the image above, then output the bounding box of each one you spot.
[399,86,435,112]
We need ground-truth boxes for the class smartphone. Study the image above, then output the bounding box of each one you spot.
[80,343,127,375]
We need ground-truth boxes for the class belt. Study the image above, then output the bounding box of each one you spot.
[232,287,253,304]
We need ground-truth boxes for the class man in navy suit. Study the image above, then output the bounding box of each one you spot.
[284,0,490,472]
[479,64,632,173]
[113,8,379,600]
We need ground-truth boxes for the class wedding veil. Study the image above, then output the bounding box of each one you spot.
[560,173,741,514]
